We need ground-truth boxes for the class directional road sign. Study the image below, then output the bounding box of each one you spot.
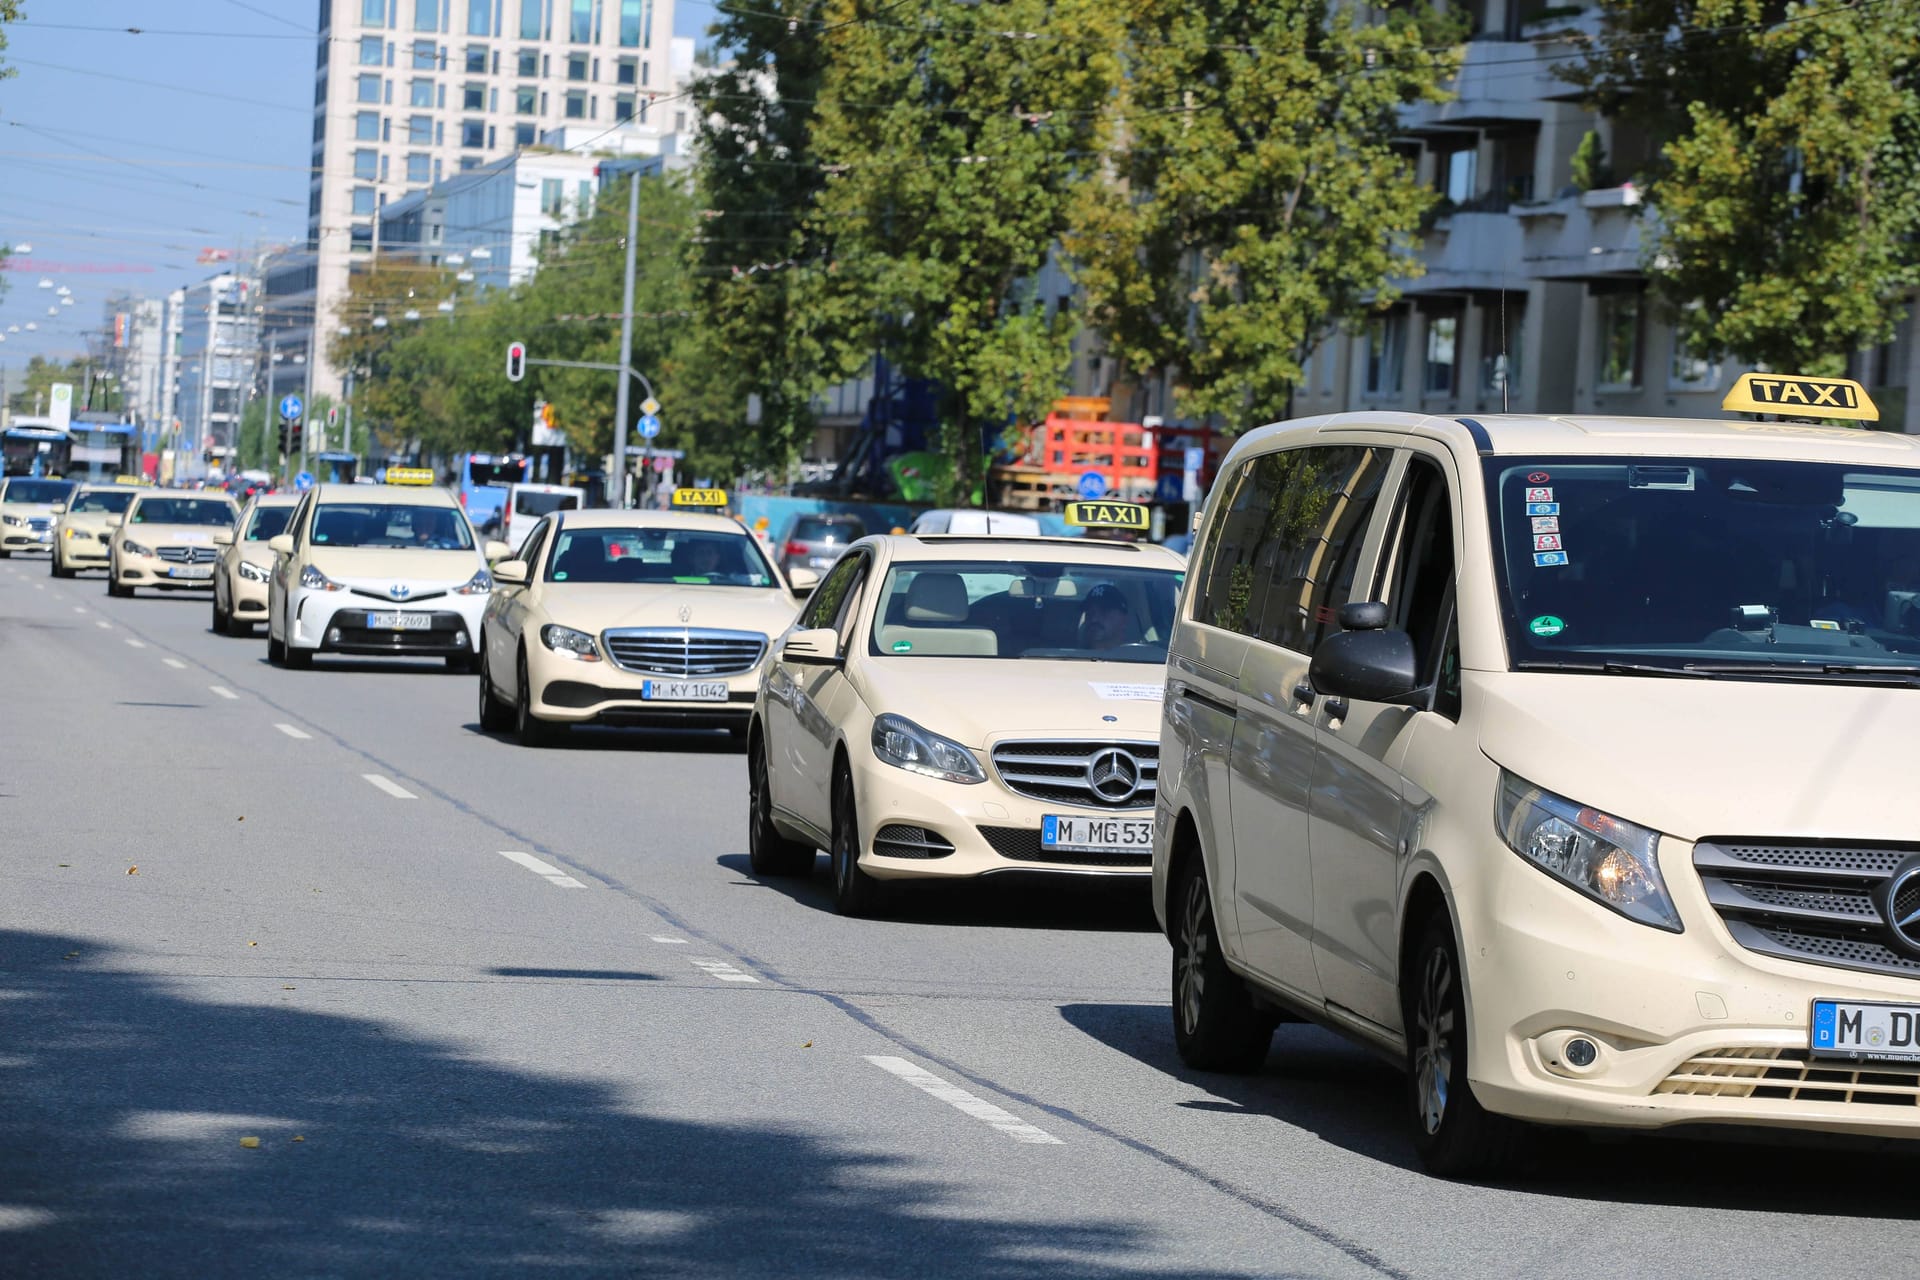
[637,413,662,439]
[1077,471,1108,500]
[279,394,304,421]
[294,471,315,491]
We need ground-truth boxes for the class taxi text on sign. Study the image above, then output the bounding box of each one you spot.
[1721,373,1879,423]
[671,487,728,508]
[1063,500,1151,531]
[386,466,436,486]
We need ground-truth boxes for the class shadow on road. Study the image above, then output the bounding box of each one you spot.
[0,928,1230,1278]
[459,721,745,756]
[1059,1001,1920,1214]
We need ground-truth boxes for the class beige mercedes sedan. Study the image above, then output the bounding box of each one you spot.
[478,508,814,746]
[747,528,1185,915]
[211,493,299,636]
[51,483,137,577]
[106,490,240,597]
[0,476,76,558]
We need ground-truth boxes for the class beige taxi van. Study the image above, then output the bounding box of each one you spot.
[1155,374,1920,1175]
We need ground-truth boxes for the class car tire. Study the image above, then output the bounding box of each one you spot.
[1404,912,1526,1179]
[108,577,130,598]
[445,651,476,674]
[284,642,312,670]
[1171,857,1277,1072]
[477,644,514,732]
[515,650,562,747]
[267,629,286,665]
[51,555,72,579]
[748,733,814,877]
[212,593,230,634]
[225,606,252,638]
[829,766,884,917]
[0,549,11,560]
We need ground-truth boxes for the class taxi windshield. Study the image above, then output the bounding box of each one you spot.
[311,502,473,550]
[867,560,1182,662]
[1488,457,1920,677]
[545,526,776,587]
[245,506,293,540]
[70,490,134,515]
[5,480,73,505]
[129,497,233,526]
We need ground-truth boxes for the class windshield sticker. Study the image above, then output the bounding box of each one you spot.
[1528,615,1566,638]
[1525,486,1553,502]
[1525,502,1560,516]
[1533,534,1563,552]
[891,639,912,652]
[1527,471,1551,484]
[1531,516,1560,534]
[1811,619,1840,631]
[1534,551,1569,568]
[553,571,569,580]
[1090,682,1164,701]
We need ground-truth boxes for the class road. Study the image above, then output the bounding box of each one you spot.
[0,558,1912,1278]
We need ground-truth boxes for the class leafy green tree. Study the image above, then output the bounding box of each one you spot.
[1569,0,1920,375]
[1070,1,1456,428]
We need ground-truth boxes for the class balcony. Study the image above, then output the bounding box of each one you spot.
[1517,185,1646,281]
[1404,209,1528,295]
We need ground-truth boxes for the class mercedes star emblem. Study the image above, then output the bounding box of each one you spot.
[678,605,692,623]
[1086,748,1141,805]
[1879,858,1920,956]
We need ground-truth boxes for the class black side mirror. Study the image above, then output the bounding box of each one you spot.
[1310,628,1421,705]
[1338,601,1389,631]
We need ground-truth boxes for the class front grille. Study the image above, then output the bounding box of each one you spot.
[872,824,955,860]
[602,627,766,677]
[1695,840,1920,980]
[350,587,448,603]
[978,825,1151,867]
[990,739,1158,809]
[1658,1047,1920,1107]
[157,546,218,565]
[27,517,51,532]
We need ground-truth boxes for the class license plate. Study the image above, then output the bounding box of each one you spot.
[809,557,833,568]
[369,612,432,630]
[1042,814,1153,852]
[167,565,212,579]
[641,679,730,701]
[1812,999,1920,1062]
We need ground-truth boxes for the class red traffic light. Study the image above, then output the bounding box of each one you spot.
[506,340,527,382]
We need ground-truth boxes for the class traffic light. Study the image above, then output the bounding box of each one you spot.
[506,340,526,382]
[282,418,304,456]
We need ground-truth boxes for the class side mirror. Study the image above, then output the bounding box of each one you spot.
[212,530,234,547]
[267,534,295,555]
[107,516,124,530]
[50,504,66,515]
[781,627,843,666]
[787,565,820,595]
[483,539,513,563]
[1309,628,1422,705]
[491,559,529,586]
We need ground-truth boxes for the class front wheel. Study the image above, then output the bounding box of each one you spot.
[51,555,72,580]
[1171,859,1277,1071]
[445,650,476,674]
[828,767,884,917]
[477,643,513,732]
[267,629,286,665]
[212,593,229,634]
[748,734,815,877]
[515,650,563,747]
[1403,913,1525,1178]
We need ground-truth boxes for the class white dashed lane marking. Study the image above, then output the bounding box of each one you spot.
[209,686,238,700]
[72,606,87,614]
[162,658,186,670]
[497,851,587,889]
[649,936,689,945]
[95,620,112,630]
[362,774,417,800]
[125,638,145,649]
[687,958,758,984]
[865,1057,1063,1145]
[273,724,311,740]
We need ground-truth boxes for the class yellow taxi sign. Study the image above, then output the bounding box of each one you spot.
[1721,372,1878,423]
[113,473,151,486]
[1063,500,1151,531]
[671,487,728,508]
[385,466,436,486]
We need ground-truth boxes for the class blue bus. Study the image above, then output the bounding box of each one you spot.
[456,452,530,535]
[2,421,141,481]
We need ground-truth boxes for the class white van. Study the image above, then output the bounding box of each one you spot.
[1155,374,1920,1175]
[503,482,584,554]
[908,508,1042,536]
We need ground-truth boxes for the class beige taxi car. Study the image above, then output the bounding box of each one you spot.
[106,489,240,597]
[478,505,814,746]
[0,476,76,558]
[50,483,137,577]
[266,475,509,670]
[210,493,299,636]
[1154,372,1920,1176]
[748,511,1185,915]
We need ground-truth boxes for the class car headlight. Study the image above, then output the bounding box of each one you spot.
[539,623,599,661]
[238,560,270,583]
[455,568,492,595]
[1496,772,1680,932]
[299,563,343,591]
[870,713,985,785]
[121,538,154,557]
[2,515,22,527]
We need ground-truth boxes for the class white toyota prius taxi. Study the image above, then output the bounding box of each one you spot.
[265,470,509,670]
[748,503,1185,915]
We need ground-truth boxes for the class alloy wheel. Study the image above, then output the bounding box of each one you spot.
[1177,873,1210,1038]
[1412,943,1455,1136]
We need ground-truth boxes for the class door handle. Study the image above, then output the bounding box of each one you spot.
[1291,679,1317,709]
[1322,696,1349,723]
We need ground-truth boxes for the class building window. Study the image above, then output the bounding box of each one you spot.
[619,0,643,47]
[409,78,434,106]
[515,85,537,114]
[412,40,438,68]
[414,0,439,31]
[1478,295,1524,399]
[517,48,538,76]
[362,0,387,24]
[1669,308,1722,390]
[1363,312,1406,396]
[356,73,384,103]
[465,44,488,72]
[519,0,541,38]
[1435,143,1477,205]
[351,223,374,251]
[514,122,536,146]
[541,178,564,215]
[641,60,649,86]
[351,187,378,215]
[1423,313,1458,395]
[673,109,684,131]
[401,153,429,183]
[466,0,491,35]
[614,93,635,122]
[355,110,381,140]
[460,156,482,171]
[567,53,589,81]
[461,118,485,147]
[360,35,386,64]
[616,57,637,85]
[353,148,378,179]
[1596,291,1643,390]
[463,82,485,109]
[407,113,433,143]
[570,0,592,41]
[577,179,592,209]
[565,90,587,119]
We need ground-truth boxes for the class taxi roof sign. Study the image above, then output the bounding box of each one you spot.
[671,487,728,508]
[1721,373,1878,423]
[1063,500,1151,531]
[385,466,436,486]
[113,473,151,486]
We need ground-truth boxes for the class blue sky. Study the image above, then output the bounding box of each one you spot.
[0,0,716,370]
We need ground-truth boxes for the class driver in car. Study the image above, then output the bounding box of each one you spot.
[1078,583,1137,650]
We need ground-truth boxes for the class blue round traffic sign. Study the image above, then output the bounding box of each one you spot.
[294,471,314,491]
[279,394,304,421]
[1077,471,1108,499]
[637,413,662,439]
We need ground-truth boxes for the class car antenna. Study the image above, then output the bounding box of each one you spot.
[1500,290,1509,413]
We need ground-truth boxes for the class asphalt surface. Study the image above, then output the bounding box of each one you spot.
[1,555,1913,1278]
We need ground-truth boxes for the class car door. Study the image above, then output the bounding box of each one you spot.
[489,517,549,688]
[269,494,313,638]
[766,549,869,835]
[1309,449,1460,1033]
[1227,444,1392,998]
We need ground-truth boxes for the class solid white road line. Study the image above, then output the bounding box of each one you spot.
[865,1056,1064,1145]
[361,774,417,800]
[210,686,238,700]
[125,638,145,649]
[273,723,311,740]
[497,850,587,889]
[649,936,689,945]
[162,658,186,670]
[687,957,759,984]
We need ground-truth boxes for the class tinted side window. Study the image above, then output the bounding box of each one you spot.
[800,553,864,631]
[1382,457,1458,697]
[1193,457,1266,634]
[1255,446,1390,654]
[517,519,549,571]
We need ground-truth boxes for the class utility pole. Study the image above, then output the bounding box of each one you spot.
[610,172,640,509]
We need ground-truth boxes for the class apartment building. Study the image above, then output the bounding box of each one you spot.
[173,274,258,461]
[310,0,681,396]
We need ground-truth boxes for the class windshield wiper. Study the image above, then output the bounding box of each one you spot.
[1514,660,1716,678]
[1679,661,1920,685]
